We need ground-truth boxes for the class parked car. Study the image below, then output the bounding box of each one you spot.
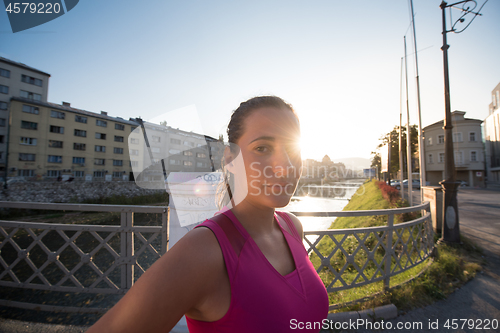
[395,179,420,190]
[390,180,400,187]
[459,180,468,187]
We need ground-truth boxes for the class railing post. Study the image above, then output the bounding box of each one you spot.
[161,207,170,254]
[384,213,394,291]
[126,210,134,289]
[120,211,127,289]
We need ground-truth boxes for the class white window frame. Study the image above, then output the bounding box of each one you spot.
[469,132,476,142]
[438,135,445,144]
[428,153,433,164]
[438,153,445,163]
[470,150,477,162]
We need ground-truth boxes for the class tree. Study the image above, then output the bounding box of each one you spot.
[160,120,167,127]
[372,125,419,179]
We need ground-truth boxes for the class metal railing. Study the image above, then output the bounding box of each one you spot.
[292,201,434,310]
[0,201,433,313]
[0,202,168,313]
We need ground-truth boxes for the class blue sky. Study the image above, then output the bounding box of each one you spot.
[1,0,499,164]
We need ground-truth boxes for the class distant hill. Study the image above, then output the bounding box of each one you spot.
[333,157,371,170]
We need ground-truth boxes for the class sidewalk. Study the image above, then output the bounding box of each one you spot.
[1,188,499,333]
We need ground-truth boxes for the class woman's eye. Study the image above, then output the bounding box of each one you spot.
[255,146,269,152]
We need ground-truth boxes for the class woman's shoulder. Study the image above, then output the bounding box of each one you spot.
[278,211,304,240]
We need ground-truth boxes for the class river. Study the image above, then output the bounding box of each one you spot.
[278,182,361,231]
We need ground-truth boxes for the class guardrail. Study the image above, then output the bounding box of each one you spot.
[0,202,168,314]
[292,201,434,310]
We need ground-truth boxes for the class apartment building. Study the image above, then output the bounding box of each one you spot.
[484,82,500,183]
[130,120,223,184]
[0,57,50,171]
[423,111,485,187]
[9,97,138,181]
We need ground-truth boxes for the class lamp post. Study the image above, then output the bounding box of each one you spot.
[439,0,484,243]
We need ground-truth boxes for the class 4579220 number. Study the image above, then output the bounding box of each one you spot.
[444,319,498,330]
[5,2,61,14]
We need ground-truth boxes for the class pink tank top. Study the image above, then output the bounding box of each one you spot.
[186,209,329,332]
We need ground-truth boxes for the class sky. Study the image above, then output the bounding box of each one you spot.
[1,0,499,166]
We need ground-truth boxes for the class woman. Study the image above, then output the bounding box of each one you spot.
[87,96,328,332]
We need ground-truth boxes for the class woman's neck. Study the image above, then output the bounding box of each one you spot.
[230,201,277,238]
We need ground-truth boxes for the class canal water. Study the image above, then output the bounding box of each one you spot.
[278,183,361,231]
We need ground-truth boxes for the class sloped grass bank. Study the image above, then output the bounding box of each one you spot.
[309,180,482,313]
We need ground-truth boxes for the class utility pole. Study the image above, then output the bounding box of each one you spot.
[439,0,485,243]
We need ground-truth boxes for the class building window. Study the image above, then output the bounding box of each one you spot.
[95,132,106,140]
[115,123,124,130]
[130,138,139,144]
[22,104,39,114]
[48,155,62,163]
[428,154,433,164]
[48,140,63,148]
[73,157,85,164]
[438,153,445,163]
[130,149,139,156]
[75,115,87,123]
[114,135,124,142]
[113,160,123,166]
[0,68,10,78]
[21,121,38,130]
[131,161,139,167]
[454,151,463,164]
[50,110,65,119]
[184,141,194,147]
[452,132,463,142]
[94,159,105,165]
[20,137,37,145]
[469,132,476,142]
[197,162,208,168]
[169,159,181,165]
[19,153,35,161]
[0,102,7,110]
[183,151,193,156]
[151,147,160,153]
[0,118,6,127]
[470,151,477,162]
[74,171,85,178]
[112,171,122,178]
[73,143,86,150]
[20,90,41,101]
[427,137,432,146]
[94,171,105,178]
[0,135,4,143]
[50,125,64,134]
[18,169,34,177]
[113,147,123,154]
[0,85,8,94]
[196,153,206,158]
[131,126,137,132]
[152,136,161,143]
[74,129,87,137]
[21,74,42,87]
[438,135,445,144]
[183,161,193,166]
[95,145,106,152]
[96,119,107,127]
[170,138,181,145]
[47,170,61,177]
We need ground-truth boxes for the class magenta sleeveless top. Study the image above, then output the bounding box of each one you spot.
[186,209,329,333]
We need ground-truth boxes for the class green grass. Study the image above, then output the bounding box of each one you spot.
[309,179,483,313]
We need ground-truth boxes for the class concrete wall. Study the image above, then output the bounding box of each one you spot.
[0,180,165,203]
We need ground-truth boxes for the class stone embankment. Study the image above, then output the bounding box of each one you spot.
[0,181,164,203]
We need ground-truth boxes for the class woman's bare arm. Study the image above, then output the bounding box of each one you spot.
[86,227,223,333]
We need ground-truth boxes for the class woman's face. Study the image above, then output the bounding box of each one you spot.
[229,106,302,209]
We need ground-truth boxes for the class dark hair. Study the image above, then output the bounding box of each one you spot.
[217,96,298,208]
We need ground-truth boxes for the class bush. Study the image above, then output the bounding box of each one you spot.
[376,180,400,205]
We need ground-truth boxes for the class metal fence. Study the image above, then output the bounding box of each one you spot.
[292,201,434,310]
[0,201,433,313]
[0,202,168,313]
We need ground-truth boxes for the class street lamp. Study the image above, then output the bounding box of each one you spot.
[439,0,485,243]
